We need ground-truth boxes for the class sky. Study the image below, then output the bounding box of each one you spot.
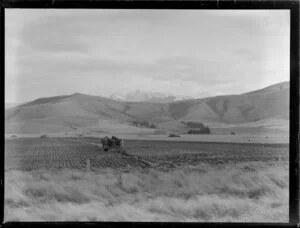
[5,9,290,103]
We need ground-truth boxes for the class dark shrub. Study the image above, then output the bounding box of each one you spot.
[150,123,156,129]
[187,126,211,134]
[40,133,48,138]
[132,120,156,129]
[182,121,206,129]
[169,133,180,137]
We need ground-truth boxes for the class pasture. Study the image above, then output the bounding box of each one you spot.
[4,137,289,222]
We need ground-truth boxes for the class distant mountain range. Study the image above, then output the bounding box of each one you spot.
[5,81,289,134]
[110,90,193,103]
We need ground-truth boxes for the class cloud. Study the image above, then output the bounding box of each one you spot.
[15,52,236,89]
[20,15,89,53]
[5,9,290,103]
[16,9,185,54]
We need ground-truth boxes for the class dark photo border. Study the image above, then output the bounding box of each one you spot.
[0,0,299,227]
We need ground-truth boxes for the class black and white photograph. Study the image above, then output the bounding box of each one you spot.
[4,9,290,222]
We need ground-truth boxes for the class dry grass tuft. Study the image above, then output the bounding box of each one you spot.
[4,162,288,222]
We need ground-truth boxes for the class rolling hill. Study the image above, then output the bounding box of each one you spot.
[5,82,289,134]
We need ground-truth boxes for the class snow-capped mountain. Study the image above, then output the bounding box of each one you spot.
[110,90,193,103]
[110,94,126,101]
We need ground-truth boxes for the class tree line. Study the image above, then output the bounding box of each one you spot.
[132,120,156,129]
[181,121,211,134]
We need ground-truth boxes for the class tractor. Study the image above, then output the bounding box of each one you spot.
[101,136,123,152]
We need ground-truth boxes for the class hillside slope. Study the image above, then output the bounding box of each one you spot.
[5,82,289,134]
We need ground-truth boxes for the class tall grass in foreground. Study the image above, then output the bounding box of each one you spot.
[4,162,288,222]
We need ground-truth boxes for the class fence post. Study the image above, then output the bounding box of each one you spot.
[121,140,125,153]
[234,151,236,169]
[86,159,90,172]
[280,154,284,168]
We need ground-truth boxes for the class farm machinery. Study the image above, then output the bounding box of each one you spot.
[100,136,124,152]
[99,136,153,167]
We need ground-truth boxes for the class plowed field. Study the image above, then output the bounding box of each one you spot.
[5,138,144,171]
[5,137,289,171]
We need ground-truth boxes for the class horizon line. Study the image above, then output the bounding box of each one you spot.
[5,80,290,105]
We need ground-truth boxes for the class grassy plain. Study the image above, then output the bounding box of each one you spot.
[5,162,288,222]
[4,137,289,222]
